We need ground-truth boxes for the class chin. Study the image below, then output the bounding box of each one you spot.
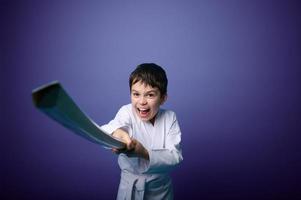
[139,116,151,121]
[138,115,154,122]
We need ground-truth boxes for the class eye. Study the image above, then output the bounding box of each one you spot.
[147,93,155,98]
[132,92,139,97]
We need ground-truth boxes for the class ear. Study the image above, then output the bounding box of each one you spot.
[160,94,168,105]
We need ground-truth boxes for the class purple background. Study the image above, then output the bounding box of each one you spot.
[1,1,301,199]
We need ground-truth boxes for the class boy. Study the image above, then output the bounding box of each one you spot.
[101,63,183,200]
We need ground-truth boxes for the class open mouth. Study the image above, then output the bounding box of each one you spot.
[137,108,150,117]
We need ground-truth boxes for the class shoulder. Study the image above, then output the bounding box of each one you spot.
[118,103,132,113]
[159,108,181,132]
[159,108,177,121]
[116,104,133,118]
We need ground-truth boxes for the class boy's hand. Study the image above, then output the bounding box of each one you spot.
[111,129,149,160]
[112,128,131,144]
[124,139,149,160]
[111,128,132,154]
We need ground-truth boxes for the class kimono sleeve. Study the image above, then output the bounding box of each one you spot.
[144,112,183,174]
[100,105,132,135]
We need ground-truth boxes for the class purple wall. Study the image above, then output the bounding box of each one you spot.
[1,1,301,199]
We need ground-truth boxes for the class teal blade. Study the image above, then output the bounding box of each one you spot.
[32,81,125,149]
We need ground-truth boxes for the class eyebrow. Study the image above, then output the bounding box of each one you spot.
[131,89,158,94]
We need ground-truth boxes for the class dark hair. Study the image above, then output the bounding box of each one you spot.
[129,63,168,96]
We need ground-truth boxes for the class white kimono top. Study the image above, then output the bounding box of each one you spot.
[101,104,183,200]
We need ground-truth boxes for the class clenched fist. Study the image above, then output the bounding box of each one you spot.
[112,128,149,160]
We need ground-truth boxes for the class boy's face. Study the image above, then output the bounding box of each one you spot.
[131,81,166,123]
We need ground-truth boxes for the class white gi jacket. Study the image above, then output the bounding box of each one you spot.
[101,104,183,200]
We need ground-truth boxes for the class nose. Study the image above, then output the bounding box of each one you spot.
[139,96,147,105]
